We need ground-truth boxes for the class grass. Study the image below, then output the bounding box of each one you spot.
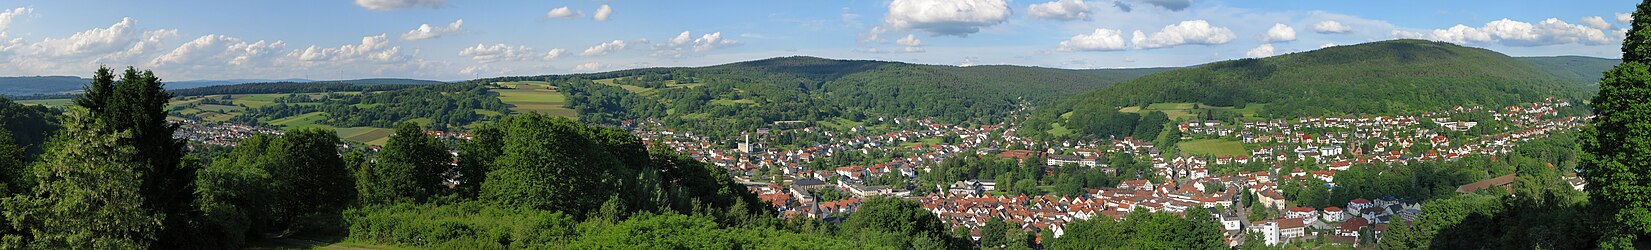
[818,117,865,130]
[1120,102,1268,121]
[337,127,395,146]
[491,81,576,118]
[1178,139,1247,157]
[221,94,286,108]
[899,137,945,147]
[15,98,73,107]
[1048,123,1074,137]
[708,99,756,106]
[267,112,329,129]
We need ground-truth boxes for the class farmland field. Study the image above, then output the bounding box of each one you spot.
[1177,139,1247,156]
[492,81,576,117]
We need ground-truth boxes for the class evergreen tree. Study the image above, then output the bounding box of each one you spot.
[71,66,196,248]
[4,108,162,248]
[1583,1,1651,247]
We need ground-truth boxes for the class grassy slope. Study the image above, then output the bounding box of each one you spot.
[1061,39,1587,117]
[491,81,576,117]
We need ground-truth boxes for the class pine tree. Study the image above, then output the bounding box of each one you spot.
[9,108,162,249]
[1582,1,1651,247]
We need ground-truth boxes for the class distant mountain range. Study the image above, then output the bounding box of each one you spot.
[0,77,446,97]
[1054,39,1612,117]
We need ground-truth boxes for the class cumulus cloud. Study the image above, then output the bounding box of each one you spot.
[0,7,28,32]
[1618,13,1633,24]
[895,34,924,52]
[1313,20,1352,34]
[354,0,445,11]
[459,43,545,63]
[1130,20,1236,49]
[1263,23,1296,42]
[401,19,462,41]
[1246,43,1274,58]
[1396,18,1612,47]
[860,26,889,43]
[1057,28,1127,51]
[291,34,407,63]
[1320,43,1337,49]
[1027,0,1091,21]
[669,31,692,47]
[545,6,583,19]
[31,17,142,57]
[151,34,284,66]
[108,29,179,62]
[581,39,627,56]
[1581,16,1611,30]
[884,0,1011,36]
[574,62,607,71]
[544,48,565,60]
[593,4,613,21]
[690,32,739,52]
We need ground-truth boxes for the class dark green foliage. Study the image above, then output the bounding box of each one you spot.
[481,114,620,215]
[2,108,161,249]
[1050,210,1225,250]
[1065,105,1138,138]
[839,196,971,249]
[1583,2,1651,247]
[1519,56,1620,86]
[69,66,199,248]
[453,125,502,198]
[1058,39,1586,118]
[232,82,510,129]
[359,122,450,204]
[168,81,421,97]
[344,201,580,249]
[0,97,61,158]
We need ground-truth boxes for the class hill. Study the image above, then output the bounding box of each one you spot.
[1056,39,1589,118]
[1518,56,1618,86]
[472,56,1170,137]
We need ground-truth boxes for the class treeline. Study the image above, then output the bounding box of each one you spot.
[169,82,420,97]
[232,83,510,129]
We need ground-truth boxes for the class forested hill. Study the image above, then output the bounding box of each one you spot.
[1056,39,1591,117]
[473,56,1170,133]
[1518,56,1619,86]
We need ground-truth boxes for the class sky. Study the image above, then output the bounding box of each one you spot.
[0,0,1638,81]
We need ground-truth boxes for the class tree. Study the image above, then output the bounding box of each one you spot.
[454,125,502,198]
[72,66,197,247]
[1180,210,1226,249]
[265,129,356,225]
[981,217,1008,248]
[3,108,161,248]
[359,122,450,204]
[0,126,24,195]
[482,114,619,215]
[1583,1,1651,247]
[840,196,968,249]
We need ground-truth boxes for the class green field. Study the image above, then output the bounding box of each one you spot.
[1119,102,1267,121]
[1048,123,1074,137]
[267,112,328,129]
[491,81,576,117]
[1178,139,1247,156]
[15,99,73,107]
[337,127,396,145]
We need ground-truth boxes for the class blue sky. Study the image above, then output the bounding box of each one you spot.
[0,0,1638,81]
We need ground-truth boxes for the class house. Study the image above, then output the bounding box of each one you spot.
[1321,207,1347,222]
[1248,219,1307,246]
[1285,207,1319,224]
[1048,155,1100,167]
[1348,198,1374,211]
[1337,217,1369,237]
[1456,174,1518,194]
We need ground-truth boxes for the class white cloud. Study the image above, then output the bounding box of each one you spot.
[291,34,407,63]
[1581,16,1611,30]
[1263,23,1296,42]
[544,48,565,60]
[1618,13,1633,24]
[1397,18,1612,47]
[896,34,922,47]
[1245,43,1274,58]
[545,6,583,19]
[574,62,607,71]
[354,0,445,11]
[108,29,178,62]
[691,32,739,52]
[0,7,29,32]
[593,4,613,21]
[1130,20,1236,49]
[458,43,542,63]
[151,34,284,67]
[884,0,1011,36]
[400,19,462,41]
[31,17,140,57]
[581,39,627,56]
[669,31,692,47]
[1313,20,1352,33]
[1057,28,1127,51]
[1027,0,1091,21]
[860,26,889,43]
[1319,43,1337,49]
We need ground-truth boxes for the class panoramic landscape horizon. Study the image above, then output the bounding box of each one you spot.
[0,0,1648,249]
